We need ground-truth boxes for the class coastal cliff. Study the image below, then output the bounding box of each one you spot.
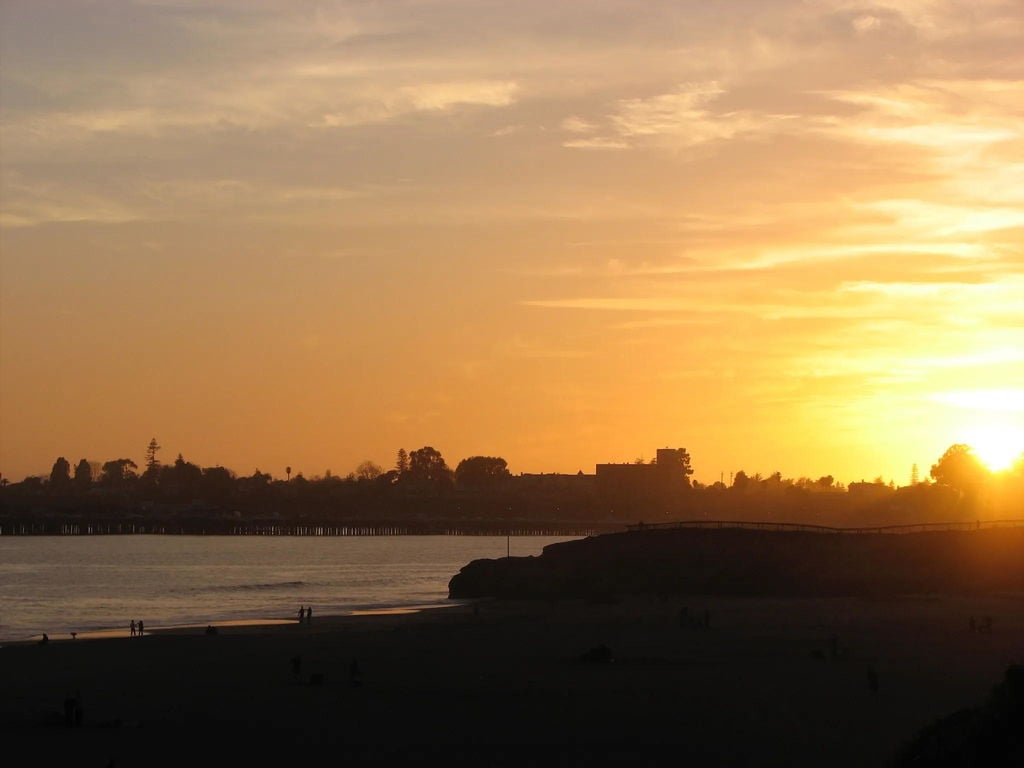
[448,527,1024,599]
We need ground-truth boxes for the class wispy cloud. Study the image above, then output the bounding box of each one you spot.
[0,172,391,227]
[402,80,518,110]
[2,0,1023,484]
[562,81,796,151]
[561,137,630,150]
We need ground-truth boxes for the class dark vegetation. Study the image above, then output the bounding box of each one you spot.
[890,663,1023,767]
[1,440,1022,532]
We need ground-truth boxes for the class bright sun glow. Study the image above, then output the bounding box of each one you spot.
[965,424,1024,471]
[935,389,1024,412]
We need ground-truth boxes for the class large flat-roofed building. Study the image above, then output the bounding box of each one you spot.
[595,448,692,517]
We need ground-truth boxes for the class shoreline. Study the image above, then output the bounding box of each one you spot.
[4,600,475,647]
[2,592,1019,765]
[0,533,570,646]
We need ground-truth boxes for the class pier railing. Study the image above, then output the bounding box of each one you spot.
[0,518,624,537]
[5,516,1023,537]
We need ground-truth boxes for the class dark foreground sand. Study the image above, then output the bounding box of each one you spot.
[2,593,1021,767]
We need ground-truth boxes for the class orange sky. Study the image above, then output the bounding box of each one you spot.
[1,0,1022,486]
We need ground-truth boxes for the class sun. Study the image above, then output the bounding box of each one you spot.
[964,424,1024,471]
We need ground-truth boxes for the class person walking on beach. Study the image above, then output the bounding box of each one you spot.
[64,690,83,727]
[298,606,305,623]
[130,620,136,637]
[306,606,312,623]
[137,620,144,637]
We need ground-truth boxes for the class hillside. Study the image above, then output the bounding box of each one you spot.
[449,526,1024,599]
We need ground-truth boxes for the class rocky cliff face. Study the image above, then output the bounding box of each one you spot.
[448,527,1024,599]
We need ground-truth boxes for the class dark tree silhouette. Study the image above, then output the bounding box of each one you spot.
[395,449,409,475]
[732,470,751,491]
[656,448,694,486]
[49,457,71,488]
[201,466,236,503]
[247,469,273,487]
[100,458,138,486]
[355,461,383,481]
[406,446,454,493]
[73,458,92,491]
[931,444,989,495]
[161,454,202,499]
[144,438,161,477]
[375,469,400,488]
[455,456,511,489]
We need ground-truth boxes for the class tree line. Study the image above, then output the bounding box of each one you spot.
[1,440,1022,529]
[26,442,510,499]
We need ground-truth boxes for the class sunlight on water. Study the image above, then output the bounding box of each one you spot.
[0,535,577,643]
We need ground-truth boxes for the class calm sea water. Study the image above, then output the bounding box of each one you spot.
[0,535,577,643]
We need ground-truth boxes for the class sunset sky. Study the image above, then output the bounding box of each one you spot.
[1,0,1022,486]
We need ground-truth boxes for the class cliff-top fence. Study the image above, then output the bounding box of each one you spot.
[627,519,1024,534]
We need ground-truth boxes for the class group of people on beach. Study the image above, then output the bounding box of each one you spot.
[678,606,711,629]
[129,619,144,637]
[297,605,313,624]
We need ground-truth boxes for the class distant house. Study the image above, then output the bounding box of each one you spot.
[847,481,896,501]
[516,471,595,494]
[509,472,598,520]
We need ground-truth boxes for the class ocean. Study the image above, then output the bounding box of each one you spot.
[0,534,578,643]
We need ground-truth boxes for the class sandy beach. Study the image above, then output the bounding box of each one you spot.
[1,593,1021,766]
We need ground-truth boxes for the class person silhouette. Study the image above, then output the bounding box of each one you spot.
[298,606,305,623]
[867,665,879,694]
[306,606,312,623]
[130,620,136,638]
[137,620,144,637]
[64,693,79,726]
